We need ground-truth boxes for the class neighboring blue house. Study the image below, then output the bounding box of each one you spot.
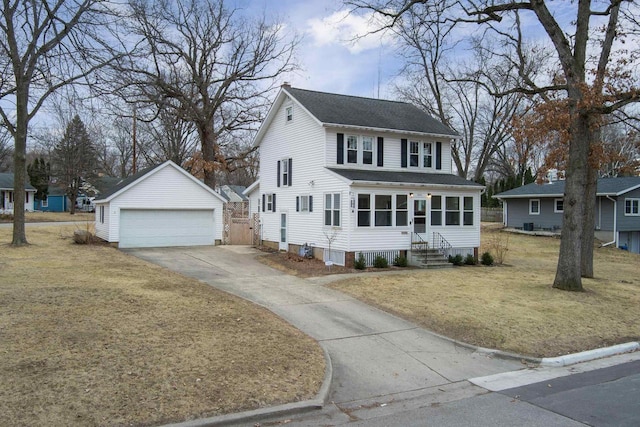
[494,176,640,254]
[34,186,69,212]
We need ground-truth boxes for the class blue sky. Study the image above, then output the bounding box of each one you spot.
[240,0,402,98]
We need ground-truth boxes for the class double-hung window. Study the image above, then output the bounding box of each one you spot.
[362,136,374,164]
[431,196,442,226]
[281,159,289,185]
[285,105,293,122]
[267,194,274,211]
[554,199,564,213]
[529,199,540,215]
[463,197,473,226]
[347,135,358,164]
[445,196,460,226]
[409,141,433,168]
[325,193,341,226]
[375,195,392,226]
[625,198,639,215]
[357,194,370,226]
[396,195,408,226]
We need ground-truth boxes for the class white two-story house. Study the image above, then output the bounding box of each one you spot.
[246,85,483,267]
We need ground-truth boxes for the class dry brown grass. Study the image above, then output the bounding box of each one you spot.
[0,226,324,426]
[329,226,640,358]
[0,211,95,223]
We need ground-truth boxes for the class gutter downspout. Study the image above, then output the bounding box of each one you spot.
[601,195,617,247]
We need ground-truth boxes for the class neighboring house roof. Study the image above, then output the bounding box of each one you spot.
[327,168,484,188]
[219,184,248,201]
[494,177,640,199]
[47,185,67,197]
[254,86,459,145]
[92,176,121,195]
[94,161,227,204]
[0,172,36,191]
[243,180,260,196]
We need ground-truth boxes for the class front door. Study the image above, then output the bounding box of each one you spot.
[279,213,288,251]
[412,199,428,241]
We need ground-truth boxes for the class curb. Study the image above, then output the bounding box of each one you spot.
[163,346,333,427]
[538,342,640,367]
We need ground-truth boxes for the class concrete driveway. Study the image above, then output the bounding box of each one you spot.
[126,245,523,409]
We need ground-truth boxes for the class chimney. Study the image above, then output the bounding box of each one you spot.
[281,81,291,89]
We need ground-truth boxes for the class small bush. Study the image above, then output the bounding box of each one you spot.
[393,255,408,267]
[354,253,367,270]
[373,255,389,268]
[481,251,494,266]
[450,254,464,266]
[464,254,477,265]
[487,231,509,265]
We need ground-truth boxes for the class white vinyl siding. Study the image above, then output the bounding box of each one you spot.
[96,164,224,244]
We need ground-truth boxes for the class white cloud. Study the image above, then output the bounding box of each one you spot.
[306,9,395,54]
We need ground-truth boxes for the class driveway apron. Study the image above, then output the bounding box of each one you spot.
[126,245,523,404]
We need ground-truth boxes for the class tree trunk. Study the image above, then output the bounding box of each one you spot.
[581,160,597,278]
[553,112,590,291]
[11,83,29,246]
[198,121,217,189]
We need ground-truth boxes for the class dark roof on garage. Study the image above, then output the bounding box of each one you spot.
[96,164,163,201]
[286,87,459,137]
[495,176,640,198]
[327,168,483,187]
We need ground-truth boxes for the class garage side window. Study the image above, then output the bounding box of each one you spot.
[99,206,105,223]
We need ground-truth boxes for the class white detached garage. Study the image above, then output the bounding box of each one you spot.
[94,161,226,248]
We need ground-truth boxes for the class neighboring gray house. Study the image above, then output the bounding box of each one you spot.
[217,185,248,202]
[494,177,640,254]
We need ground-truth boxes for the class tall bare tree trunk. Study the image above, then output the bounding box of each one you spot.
[581,158,597,278]
[12,82,29,246]
[553,111,590,291]
[199,121,217,189]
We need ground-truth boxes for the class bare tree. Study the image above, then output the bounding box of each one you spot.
[0,127,12,172]
[0,0,127,245]
[142,107,198,168]
[393,2,528,181]
[348,0,640,291]
[121,0,298,189]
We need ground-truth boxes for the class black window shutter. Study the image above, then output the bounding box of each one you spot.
[337,133,344,164]
[277,160,281,187]
[309,195,313,212]
[296,196,300,212]
[401,139,408,168]
[436,142,442,170]
[272,194,276,211]
[262,194,265,212]
[288,158,293,186]
[377,137,384,167]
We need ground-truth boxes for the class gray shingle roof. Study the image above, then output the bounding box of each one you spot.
[287,87,459,137]
[495,177,640,198]
[327,168,483,187]
[95,164,164,201]
[0,172,36,191]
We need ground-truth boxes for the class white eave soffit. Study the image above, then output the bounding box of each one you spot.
[323,123,461,140]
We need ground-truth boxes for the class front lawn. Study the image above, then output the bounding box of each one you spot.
[328,226,640,358]
[0,226,325,426]
[0,211,95,223]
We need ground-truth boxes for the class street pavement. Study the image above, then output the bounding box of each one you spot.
[127,245,640,426]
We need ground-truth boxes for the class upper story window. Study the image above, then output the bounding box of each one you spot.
[347,135,358,163]
[409,141,432,168]
[285,105,293,122]
[625,198,639,216]
[337,133,384,167]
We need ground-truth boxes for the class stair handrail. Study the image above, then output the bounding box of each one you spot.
[411,232,429,254]
[432,231,452,258]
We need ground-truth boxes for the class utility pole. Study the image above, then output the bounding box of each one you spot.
[132,107,137,174]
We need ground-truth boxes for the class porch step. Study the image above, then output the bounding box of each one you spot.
[409,249,453,269]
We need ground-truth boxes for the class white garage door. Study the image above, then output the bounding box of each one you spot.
[119,209,215,248]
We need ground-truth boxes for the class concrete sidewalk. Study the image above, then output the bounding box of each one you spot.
[127,245,523,410]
